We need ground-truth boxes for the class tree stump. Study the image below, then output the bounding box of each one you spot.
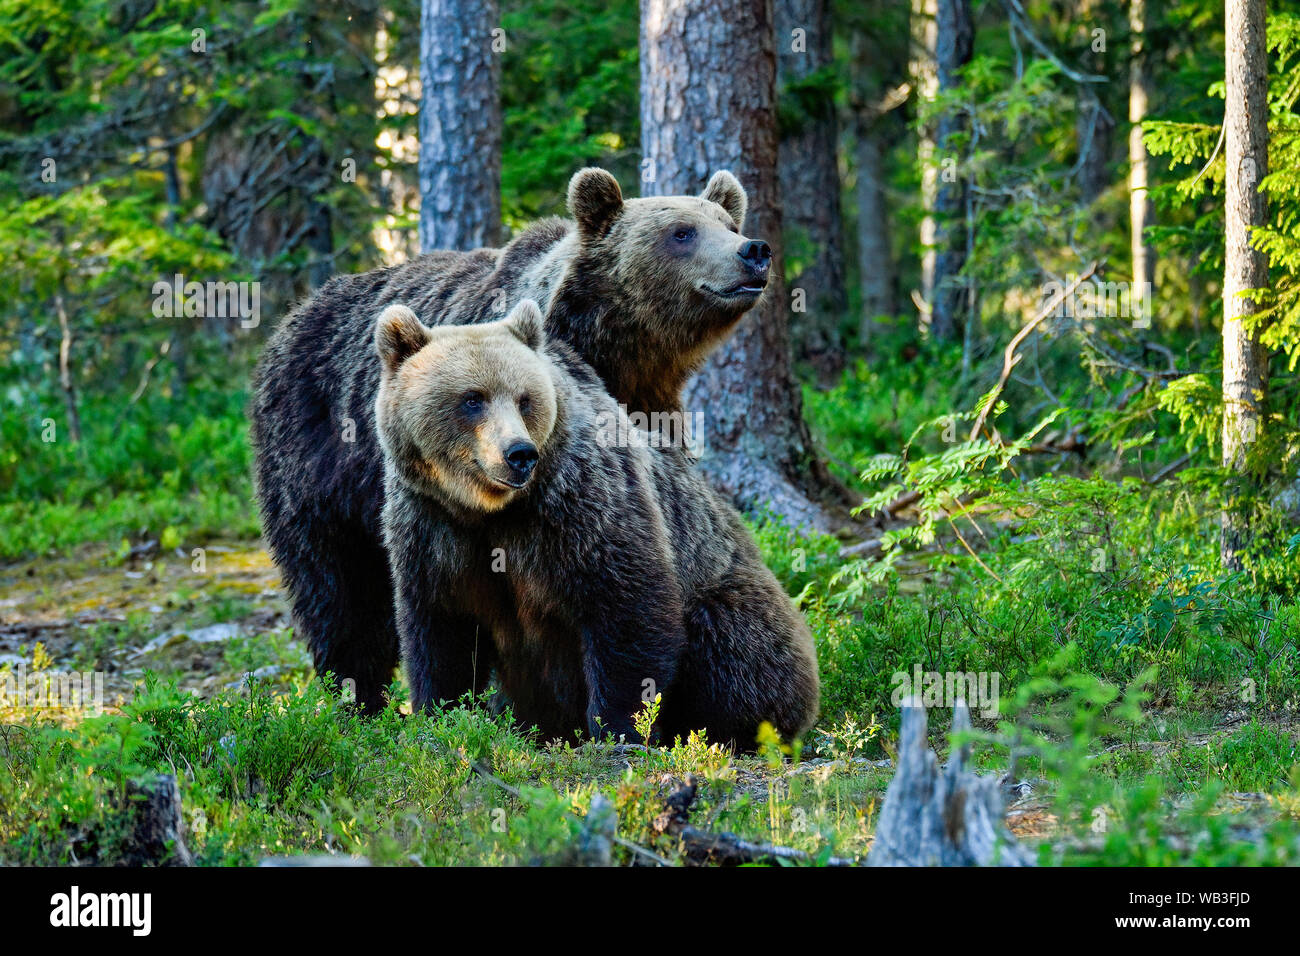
[868,698,1034,867]
[123,774,193,867]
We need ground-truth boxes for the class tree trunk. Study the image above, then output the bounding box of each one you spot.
[850,30,901,340]
[1077,97,1114,204]
[1221,0,1270,570]
[776,0,847,379]
[1076,0,1113,205]
[641,0,845,530]
[913,0,973,342]
[1129,0,1155,299]
[418,0,502,252]
[856,125,896,326]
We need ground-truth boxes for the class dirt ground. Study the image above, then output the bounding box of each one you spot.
[0,540,299,710]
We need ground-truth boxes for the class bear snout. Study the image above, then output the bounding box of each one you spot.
[503,440,539,485]
[738,238,772,278]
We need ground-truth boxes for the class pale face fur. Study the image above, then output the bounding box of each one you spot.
[509,170,770,411]
[568,168,770,355]
[374,301,558,512]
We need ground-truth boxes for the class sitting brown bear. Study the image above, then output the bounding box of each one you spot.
[373,299,818,748]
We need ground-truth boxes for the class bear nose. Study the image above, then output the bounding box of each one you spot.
[738,239,772,273]
[504,440,539,478]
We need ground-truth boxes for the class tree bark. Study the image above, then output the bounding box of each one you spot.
[850,31,903,340]
[1221,0,1270,570]
[913,0,973,342]
[1129,0,1155,300]
[641,0,845,530]
[418,0,502,252]
[776,0,848,378]
[1076,0,1113,205]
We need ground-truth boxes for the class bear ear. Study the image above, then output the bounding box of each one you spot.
[700,170,747,229]
[375,304,431,372]
[505,299,545,351]
[567,167,624,240]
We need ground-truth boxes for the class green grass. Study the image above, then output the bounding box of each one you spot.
[2,346,1299,865]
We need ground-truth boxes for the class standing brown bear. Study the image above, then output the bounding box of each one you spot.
[373,299,817,746]
[251,168,814,740]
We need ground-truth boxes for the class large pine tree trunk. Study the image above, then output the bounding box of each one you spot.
[913,0,973,342]
[1221,0,1270,570]
[1129,0,1155,299]
[418,0,502,252]
[641,0,845,530]
[776,0,848,378]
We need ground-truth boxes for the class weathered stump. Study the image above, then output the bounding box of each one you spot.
[574,793,617,866]
[868,698,1033,866]
[123,774,193,866]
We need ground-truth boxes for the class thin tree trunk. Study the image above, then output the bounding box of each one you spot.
[1077,97,1114,204]
[54,291,82,444]
[1221,0,1270,570]
[418,0,502,252]
[641,0,845,530]
[851,30,901,339]
[1076,0,1113,205]
[776,0,847,378]
[1129,0,1155,298]
[913,0,973,342]
[913,0,938,321]
[856,125,896,326]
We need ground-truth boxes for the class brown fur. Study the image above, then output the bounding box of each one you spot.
[250,168,798,731]
[376,300,818,748]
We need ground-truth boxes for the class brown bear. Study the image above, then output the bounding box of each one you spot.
[373,299,818,746]
[251,168,774,715]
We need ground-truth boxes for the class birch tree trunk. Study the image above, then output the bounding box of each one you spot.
[641,0,843,530]
[1129,0,1155,300]
[776,0,847,378]
[1221,0,1270,570]
[419,0,502,252]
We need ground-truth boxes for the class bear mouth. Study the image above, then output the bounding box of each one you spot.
[482,471,532,492]
[699,280,766,303]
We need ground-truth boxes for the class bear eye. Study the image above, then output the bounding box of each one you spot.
[672,226,696,242]
[518,394,532,415]
[460,391,485,414]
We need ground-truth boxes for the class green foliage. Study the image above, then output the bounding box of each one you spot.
[0,368,255,559]
[500,0,639,222]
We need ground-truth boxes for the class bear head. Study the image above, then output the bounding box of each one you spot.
[374,300,559,512]
[563,166,770,366]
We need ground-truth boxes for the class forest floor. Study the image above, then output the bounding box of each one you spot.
[2,538,1296,865]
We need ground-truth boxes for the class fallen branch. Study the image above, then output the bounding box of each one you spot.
[652,775,857,867]
[838,537,883,559]
[470,759,674,867]
[1147,453,1192,485]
